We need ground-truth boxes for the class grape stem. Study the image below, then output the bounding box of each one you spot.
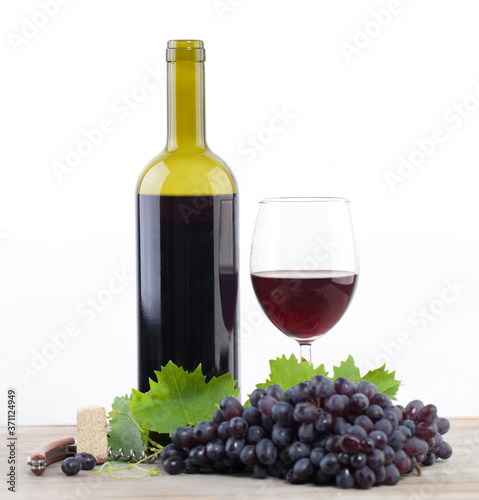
[415,462,423,476]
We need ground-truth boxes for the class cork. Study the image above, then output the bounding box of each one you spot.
[76,406,108,464]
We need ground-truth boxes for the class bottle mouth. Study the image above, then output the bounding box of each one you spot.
[167,40,205,62]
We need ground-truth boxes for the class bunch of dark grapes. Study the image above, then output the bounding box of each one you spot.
[161,376,452,489]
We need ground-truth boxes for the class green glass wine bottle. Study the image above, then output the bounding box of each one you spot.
[137,40,238,391]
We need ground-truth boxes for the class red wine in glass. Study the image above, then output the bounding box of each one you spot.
[251,270,357,343]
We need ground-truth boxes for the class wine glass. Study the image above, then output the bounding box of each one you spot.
[250,197,359,363]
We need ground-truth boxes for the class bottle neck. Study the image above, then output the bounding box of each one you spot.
[167,60,206,151]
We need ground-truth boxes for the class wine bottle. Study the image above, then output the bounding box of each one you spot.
[137,40,238,392]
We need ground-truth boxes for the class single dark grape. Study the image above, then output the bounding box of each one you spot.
[212,409,227,425]
[298,422,317,443]
[294,402,318,424]
[163,456,184,475]
[271,423,294,448]
[292,457,314,481]
[357,380,378,400]
[224,436,245,459]
[359,437,375,453]
[393,449,412,473]
[336,467,355,489]
[266,384,285,401]
[218,420,230,442]
[367,449,385,470]
[437,417,450,435]
[324,394,347,417]
[403,437,428,457]
[374,418,393,436]
[184,458,200,474]
[382,445,395,465]
[293,382,313,402]
[172,425,196,448]
[188,445,208,466]
[369,430,388,449]
[284,387,297,405]
[350,451,367,469]
[193,421,218,443]
[239,444,256,465]
[382,408,399,429]
[246,425,266,445]
[437,441,453,460]
[375,465,387,484]
[387,430,406,451]
[74,453,96,470]
[325,435,342,453]
[61,457,81,476]
[340,435,360,453]
[228,417,248,438]
[384,463,400,485]
[261,414,275,434]
[250,388,266,409]
[415,422,437,440]
[422,453,436,466]
[242,406,262,427]
[220,396,243,419]
[346,424,368,440]
[370,393,392,409]
[160,443,186,462]
[354,464,376,488]
[418,404,437,424]
[355,415,374,433]
[206,438,225,461]
[315,411,333,434]
[350,392,370,413]
[310,446,326,467]
[366,404,383,422]
[319,452,340,475]
[334,377,357,398]
[405,400,424,420]
[271,401,294,426]
[256,438,278,465]
[258,396,277,417]
[288,441,311,461]
[312,375,333,399]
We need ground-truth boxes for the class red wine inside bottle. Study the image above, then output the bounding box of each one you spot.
[138,194,238,391]
[136,41,238,391]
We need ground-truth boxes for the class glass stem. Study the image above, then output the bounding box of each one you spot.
[299,343,312,363]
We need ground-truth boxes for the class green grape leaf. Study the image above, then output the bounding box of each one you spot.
[255,353,328,392]
[332,354,362,382]
[129,362,239,436]
[361,364,401,400]
[107,395,147,456]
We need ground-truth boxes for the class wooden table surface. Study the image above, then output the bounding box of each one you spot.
[4,418,479,500]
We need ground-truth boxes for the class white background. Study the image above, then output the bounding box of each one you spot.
[1,0,478,425]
